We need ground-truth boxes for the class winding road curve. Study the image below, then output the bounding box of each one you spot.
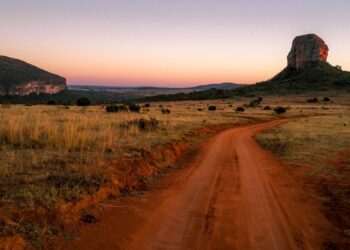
[62,120,332,250]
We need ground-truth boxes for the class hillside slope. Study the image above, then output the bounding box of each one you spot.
[0,56,66,96]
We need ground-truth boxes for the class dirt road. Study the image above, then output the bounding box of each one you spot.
[62,120,335,250]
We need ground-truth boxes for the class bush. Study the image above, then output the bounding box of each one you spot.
[307,97,318,103]
[263,105,272,110]
[143,103,151,108]
[128,104,141,112]
[236,106,245,112]
[198,108,204,111]
[248,97,263,108]
[120,118,159,131]
[208,105,217,111]
[76,97,90,106]
[274,107,287,114]
[161,108,171,114]
[106,105,128,113]
[47,100,56,105]
[323,97,331,102]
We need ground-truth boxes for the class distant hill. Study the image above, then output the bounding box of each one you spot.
[246,34,350,94]
[69,82,241,92]
[0,56,66,96]
[191,82,242,90]
[248,62,350,94]
[140,34,350,102]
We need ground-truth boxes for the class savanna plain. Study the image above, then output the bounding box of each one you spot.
[0,94,349,249]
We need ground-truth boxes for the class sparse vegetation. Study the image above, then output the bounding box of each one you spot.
[263,105,272,110]
[323,97,331,102]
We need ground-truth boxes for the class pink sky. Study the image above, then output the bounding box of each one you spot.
[1,0,350,87]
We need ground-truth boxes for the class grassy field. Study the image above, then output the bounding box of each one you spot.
[256,112,350,232]
[256,115,350,166]
[0,100,276,209]
[0,94,349,246]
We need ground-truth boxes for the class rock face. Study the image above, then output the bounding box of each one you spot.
[0,56,66,96]
[287,34,329,70]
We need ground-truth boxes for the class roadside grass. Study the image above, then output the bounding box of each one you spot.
[256,114,350,232]
[256,115,350,165]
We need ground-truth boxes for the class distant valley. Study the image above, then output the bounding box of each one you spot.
[68,82,243,96]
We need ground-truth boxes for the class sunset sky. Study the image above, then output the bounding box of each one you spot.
[1,0,350,87]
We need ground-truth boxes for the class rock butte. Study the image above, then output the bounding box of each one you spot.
[287,34,329,70]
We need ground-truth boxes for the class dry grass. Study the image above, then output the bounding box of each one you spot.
[0,100,277,209]
[256,115,350,166]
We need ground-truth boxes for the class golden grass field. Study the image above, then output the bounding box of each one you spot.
[0,101,272,209]
[0,94,349,246]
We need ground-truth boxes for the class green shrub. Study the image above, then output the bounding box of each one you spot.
[307,97,318,103]
[120,118,159,131]
[128,104,141,112]
[248,97,263,107]
[143,103,151,108]
[263,105,272,110]
[208,106,217,111]
[47,100,56,105]
[161,108,171,114]
[236,106,245,112]
[106,105,128,113]
[76,97,90,106]
[323,97,331,102]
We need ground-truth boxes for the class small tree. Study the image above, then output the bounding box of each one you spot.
[76,97,90,106]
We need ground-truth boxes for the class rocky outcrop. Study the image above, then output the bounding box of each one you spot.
[0,56,66,96]
[287,34,329,70]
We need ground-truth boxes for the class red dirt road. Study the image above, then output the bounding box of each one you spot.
[61,120,337,250]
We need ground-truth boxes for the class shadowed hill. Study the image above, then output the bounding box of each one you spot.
[0,56,66,96]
